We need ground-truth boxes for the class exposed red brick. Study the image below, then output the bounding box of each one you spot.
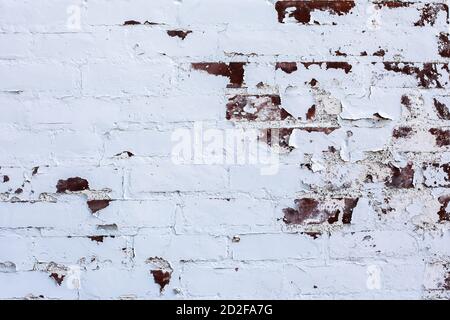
[443,272,450,290]
[438,33,450,58]
[342,198,358,224]
[423,163,450,187]
[87,200,111,214]
[276,62,298,74]
[301,61,352,73]
[373,49,386,57]
[414,3,449,27]
[275,1,356,24]
[192,62,246,88]
[114,151,135,157]
[438,195,450,222]
[167,30,192,40]
[430,128,450,147]
[401,95,412,110]
[232,236,241,243]
[49,273,65,286]
[88,236,105,243]
[334,50,347,57]
[226,95,292,121]
[306,105,316,120]
[376,2,449,25]
[326,62,352,73]
[393,126,413,139]
[283,198,321,224]
[373,112,391,120]
[123,20,141,25]
[434,98,450,120]
[263,127,295,151]
[327,211,340,224]
[302,61,352,73]
[385,162,414,188]
[381,208,394,215]
[383,62,448,88]
[309,78,318,87]
[374,1,412,9]
[151,270,171,292]
[56,177,89,193]
[283,198,358,225]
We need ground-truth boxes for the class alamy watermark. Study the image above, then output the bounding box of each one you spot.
[366,3,382,30]
[66,2,85,30]
[65,265,81,290]
[366,265,382,290]
[171,122,283,175]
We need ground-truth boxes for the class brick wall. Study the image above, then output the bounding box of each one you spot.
[0,0,449,299]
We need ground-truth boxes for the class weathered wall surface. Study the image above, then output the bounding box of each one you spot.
[0,0,450,299]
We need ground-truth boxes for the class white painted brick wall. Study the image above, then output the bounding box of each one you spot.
[1,0,450,300]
